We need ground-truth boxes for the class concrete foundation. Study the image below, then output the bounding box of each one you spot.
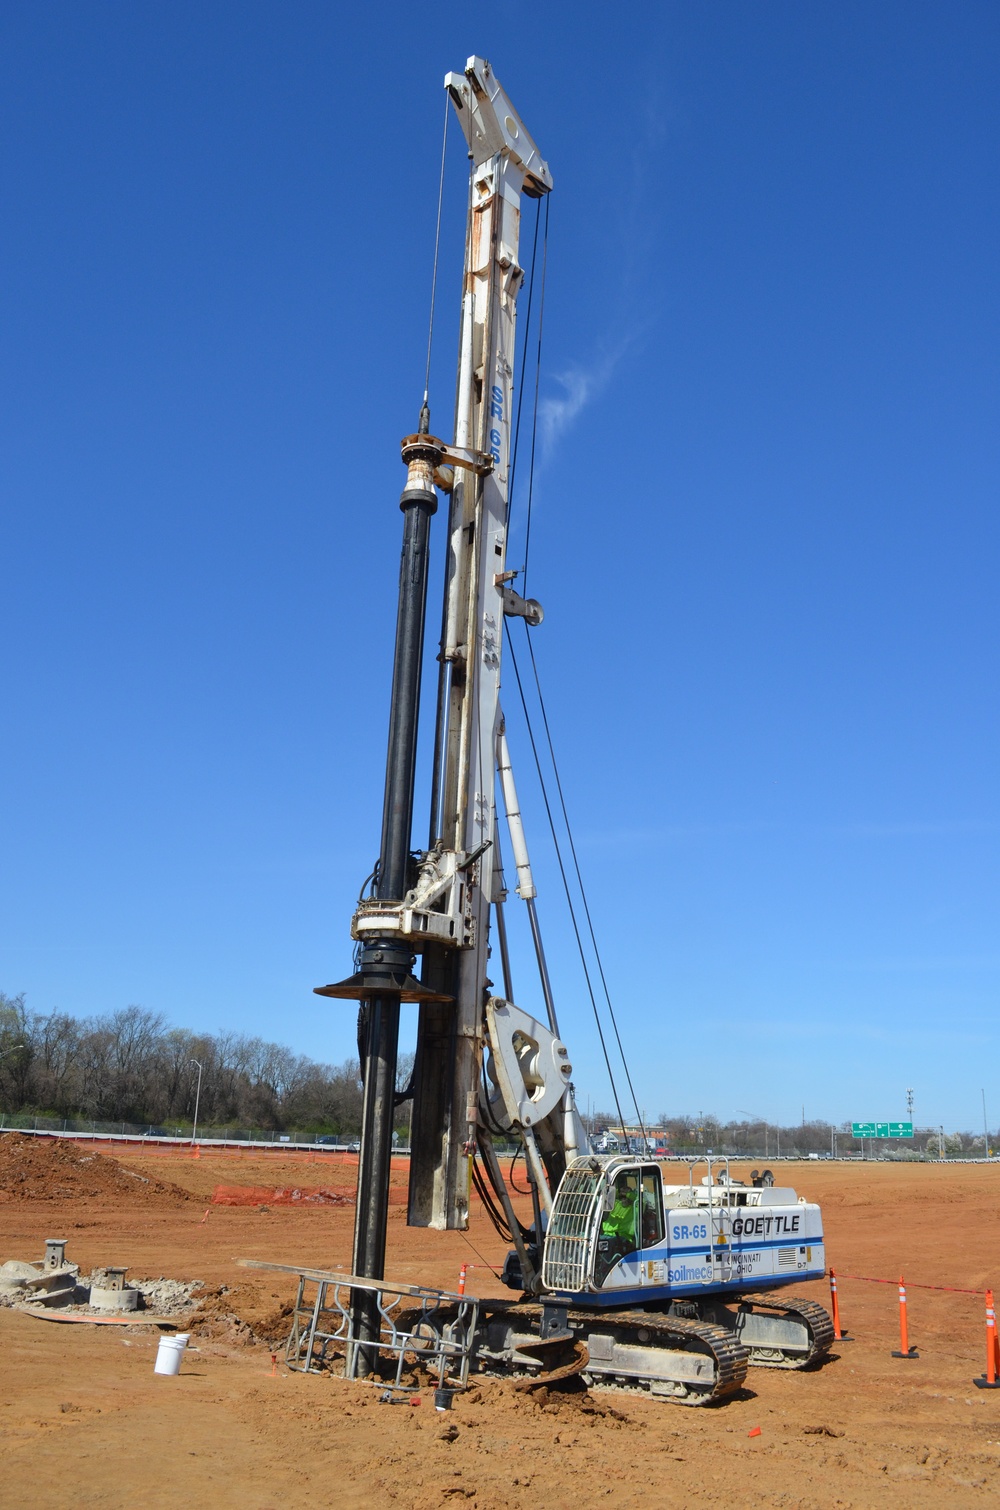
[89,1284,140,1312]
[88,1265,141,1312]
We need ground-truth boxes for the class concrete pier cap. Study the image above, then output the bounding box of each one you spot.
[89,1265,141,1312]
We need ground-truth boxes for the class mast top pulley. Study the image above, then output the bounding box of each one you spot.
[445,57,553,196]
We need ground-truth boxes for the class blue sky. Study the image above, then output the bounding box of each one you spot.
[2,2,997,1132]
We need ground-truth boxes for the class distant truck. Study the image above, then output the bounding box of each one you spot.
[594,1132,669,1156]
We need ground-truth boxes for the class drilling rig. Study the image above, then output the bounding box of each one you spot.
[302,56,835,1405]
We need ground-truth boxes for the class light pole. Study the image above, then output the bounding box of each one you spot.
[983,1090,990,1159]
[189,1060,203,1145]
[737,1109,766,1160]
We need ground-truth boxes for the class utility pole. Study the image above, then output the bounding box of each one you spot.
[983,1089,990,1159]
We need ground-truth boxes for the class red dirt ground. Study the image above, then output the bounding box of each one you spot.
[3,1138,1000,1508]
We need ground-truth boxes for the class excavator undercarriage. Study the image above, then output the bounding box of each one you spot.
[407,1290,833,1406]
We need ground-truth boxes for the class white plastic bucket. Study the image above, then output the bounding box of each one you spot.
[154,1333,189,1377]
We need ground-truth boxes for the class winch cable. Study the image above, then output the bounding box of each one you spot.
[523,625,648,1144]
[520,191,549,595]
[508,1144,533,1196]
[477,1165,528,1248]
[478,1063,532,1238]
[505,622,629,1140]
[502,228,647,1145]
[459,1231,503,1278]
[507,195,541,521]
[473,1101,532,1242]
[471,1155,514,1241]
[421,96,450,411]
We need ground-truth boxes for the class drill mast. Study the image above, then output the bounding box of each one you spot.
[315,58,558,1317]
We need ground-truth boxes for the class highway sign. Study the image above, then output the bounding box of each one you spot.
[851,1122,913,1139]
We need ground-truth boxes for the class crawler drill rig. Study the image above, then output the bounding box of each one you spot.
[315,57,834,1405]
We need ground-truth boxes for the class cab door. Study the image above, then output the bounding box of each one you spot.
[636,1165,666,1285]
[594,1165,665,1289]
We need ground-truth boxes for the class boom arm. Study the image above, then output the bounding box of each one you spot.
[406,59,553,1231]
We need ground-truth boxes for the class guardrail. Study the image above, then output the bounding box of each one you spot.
[0,1126,396,1154]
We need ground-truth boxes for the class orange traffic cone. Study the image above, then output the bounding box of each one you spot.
[974,1289,1000,1389]
[829,1268,851,1342]
[891,1275,918,1359]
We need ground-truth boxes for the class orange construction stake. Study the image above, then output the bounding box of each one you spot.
[829,1268,851,1342]
[974,1289,1000,1389]
[891,1275,919,1359]
[457,1263,468,1296]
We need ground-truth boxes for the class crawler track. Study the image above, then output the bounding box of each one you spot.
[737,1293,835,1368]
[480,1300,749,1406]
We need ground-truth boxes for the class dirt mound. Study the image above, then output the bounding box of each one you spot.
[210,1183,407,1207]
[190,1281,294,1345]
[0,1133,193,1205]
[211,1183,358,1207]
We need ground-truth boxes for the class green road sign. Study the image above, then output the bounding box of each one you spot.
[852,1122,913,1138]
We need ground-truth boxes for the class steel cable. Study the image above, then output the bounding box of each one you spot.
[520,192,549,595]
[422,97,450,407]
[522,626,648,1143]
[508,196,541,520]
[504,623,630,1141]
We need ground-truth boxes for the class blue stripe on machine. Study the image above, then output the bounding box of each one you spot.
[685,1235,823,1254]
[557,1268,828,1308]
[630,1234,824,1261]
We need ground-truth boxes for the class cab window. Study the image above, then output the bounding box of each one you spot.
[594,1167,664,1285]
[639,1167,664,1246]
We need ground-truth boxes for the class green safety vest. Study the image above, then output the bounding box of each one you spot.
[602,1196,637,1241]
